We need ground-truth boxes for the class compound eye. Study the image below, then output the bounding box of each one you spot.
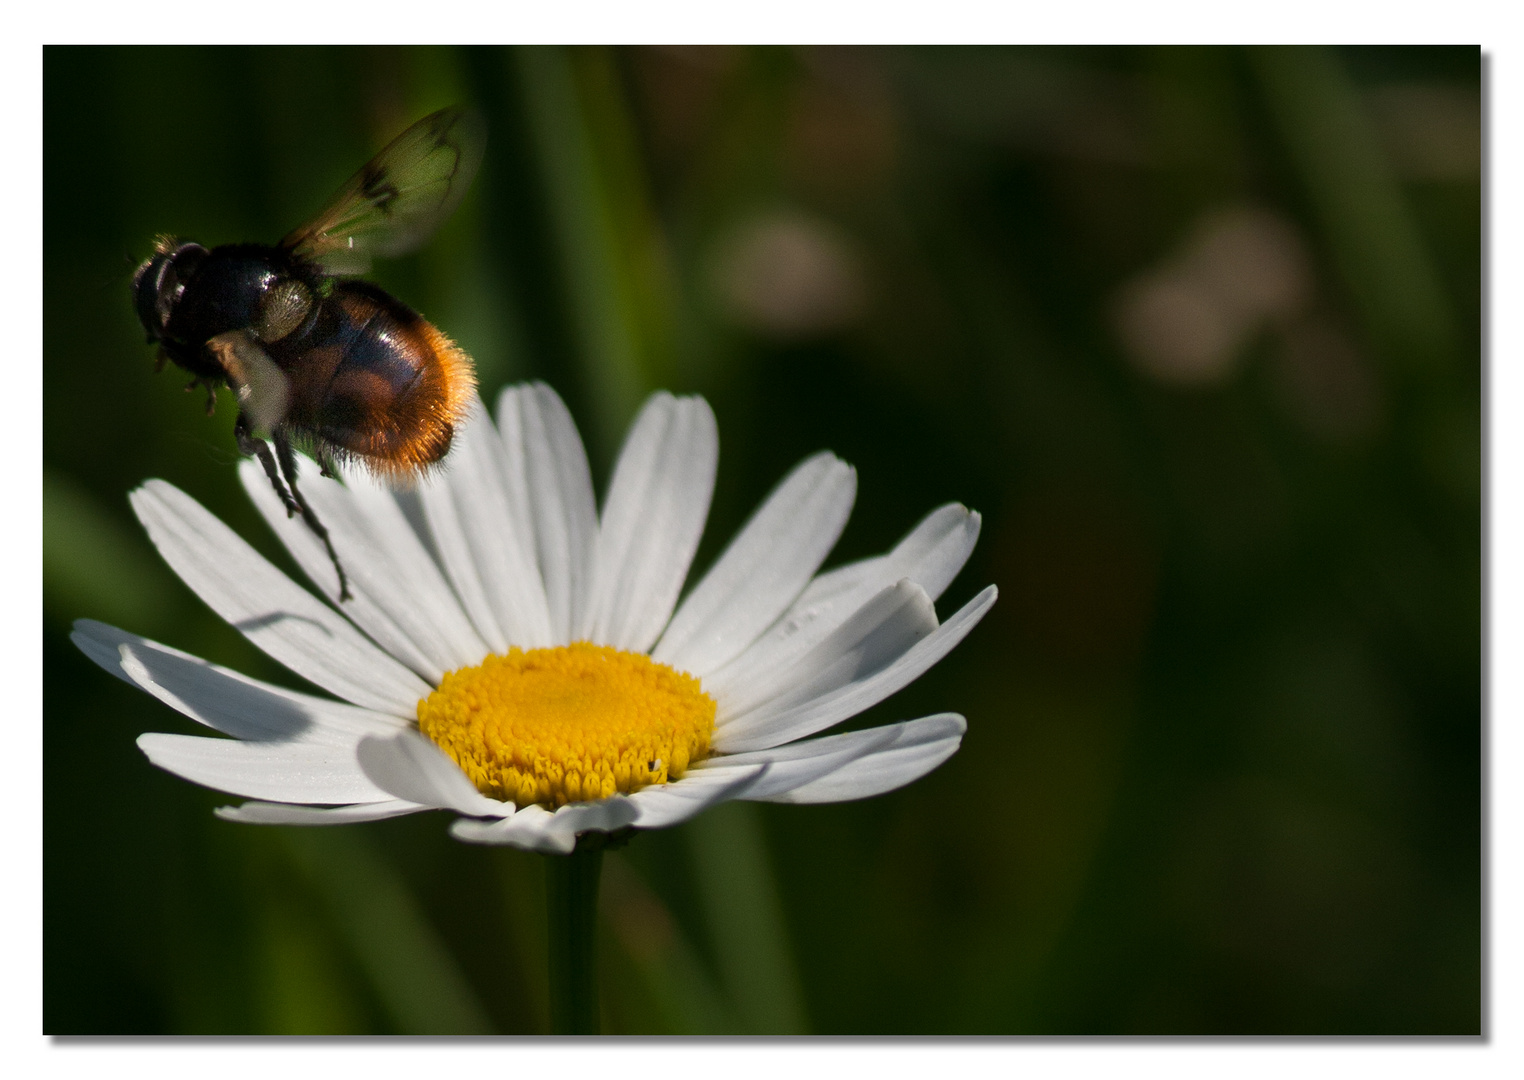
[253,278,313,342]
[135,242,209,340]
[133,253,176,340]
[169,242,207,276]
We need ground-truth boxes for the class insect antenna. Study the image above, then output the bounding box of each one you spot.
[272,430,353,602]
[101,254,141,293]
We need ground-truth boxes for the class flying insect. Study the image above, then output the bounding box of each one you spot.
[131,106,486,601]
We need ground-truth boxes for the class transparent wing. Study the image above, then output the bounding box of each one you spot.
[281,106,485,275]
[207,330,289,435]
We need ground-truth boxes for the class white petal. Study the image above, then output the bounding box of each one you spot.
[714,585,997,753]
[624,765,766,828]
[488,391,536,557]
[72,620,409,747]
[241,456,488,680]
[755,714,967,804]
[215,799,428,825]
[449,799,641,854]
[718,712,964,769]
[138,733,394,804]
[412,484,502,651]
[334,465,492,667]
[874,503,983,602]
[705,503,981,704]
[70,619,139,688]
[417,397,555,652]
[701,502,975,700]
[693,724,902,800]
[130,480,430,715]
[355,730,514,818]
[718,579,940,723]
[584,394,718,652]
[654,452,856,677]
[499,382,599,646]
[239,457,426,674]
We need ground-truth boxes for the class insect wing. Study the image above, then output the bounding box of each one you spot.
[207,330,290,435]
[281,106,485,275]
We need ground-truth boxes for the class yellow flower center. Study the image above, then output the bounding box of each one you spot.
[417,643,716,809]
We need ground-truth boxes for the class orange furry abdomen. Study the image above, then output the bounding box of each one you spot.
[287,285,477,480]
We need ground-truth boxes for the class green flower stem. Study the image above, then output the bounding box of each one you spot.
[545,834,606,1034]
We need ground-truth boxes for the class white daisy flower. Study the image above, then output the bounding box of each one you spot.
[73,384,996,855]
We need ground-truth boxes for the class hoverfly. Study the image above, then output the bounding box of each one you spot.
[131,106,486,601]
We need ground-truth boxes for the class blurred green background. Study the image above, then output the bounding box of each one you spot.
[43,45,1481,1034]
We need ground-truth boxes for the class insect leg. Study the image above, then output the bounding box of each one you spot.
[272,429,352,603]
[184,377,216,415]
[234,412,298,517]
